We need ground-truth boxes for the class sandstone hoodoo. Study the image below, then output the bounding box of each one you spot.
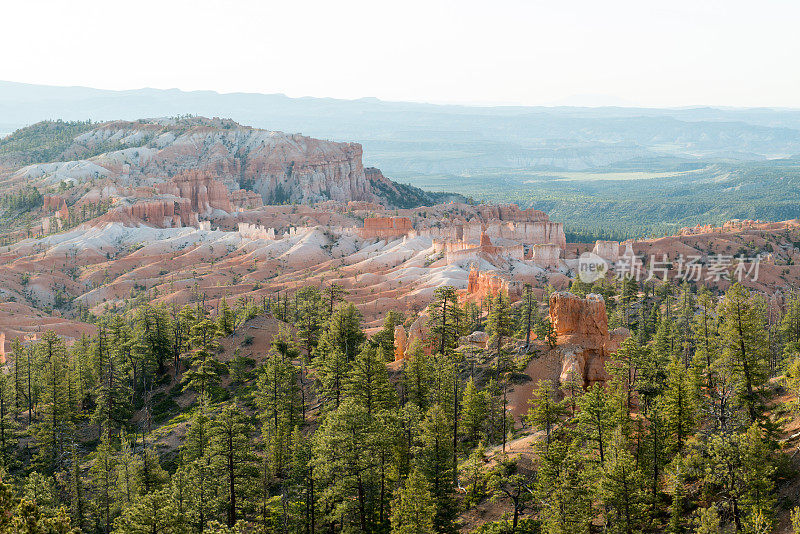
[393,325,407,362]
[549,291,626,386]
[465,264,521,303]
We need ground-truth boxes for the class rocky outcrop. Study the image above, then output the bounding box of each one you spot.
[530,243,561,268]
[155,170,233,215]
[467,265,508,300]
[418,219,566,251]
[8,117,424,209]
[101,197,198,227]
[394,314,430,360]
[238,223,277,240]
[474,204,550,222]
[549,291,621,386]
[358,217,412,239]
[434,228,525,265]
[549,292,608,342]
[394,325,407,362]
[230,189,263,210]
[592,240,620,262]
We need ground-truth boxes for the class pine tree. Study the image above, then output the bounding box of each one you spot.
[577,384,614,465]
[137,304,173,377]
[315,345,350,410]
[346,343,396,416]
[486,292,515,453]
[488,458,536,533]
[692,287,718,393]
[321,283,349,318]
[182,404,216,532]
[427,286,463,356]
[209,403,255,528]
[600,431,648,534]
[216,297,236,337]
[290,427,315,534]
[374,310,404,361]
[256,337,299,478]
[641,399,668,505]
[462,442,486,507]
[33,330,72,472]
[312,398,379,532]
[416,404,455,531]
[390,469,436,534]
[115,438,141,506]
[68,440,86,532]
[113,488,186,533]
[182,318,224,403]
[702,424,775,531]
[0,369,19,469]
[790,506,800,534]
[315,302,365,362]
[518,283,537,350]
[295,286,324,358]
[718,283,770,423]
[694,505,721,534]
[666,456,688,534]
[606,336,643,423]
[460,377,487,447]
[93,320,130,439]
[662,357,697,453]
[91,432,119,534]
[486,292,514,358]
[402,341,433,409]
[526,379,566,448]
[536,438,593,534]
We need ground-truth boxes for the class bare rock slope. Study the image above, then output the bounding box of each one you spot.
[0,117,459,208]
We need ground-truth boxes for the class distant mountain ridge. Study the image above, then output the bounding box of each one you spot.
[3,81,800,177]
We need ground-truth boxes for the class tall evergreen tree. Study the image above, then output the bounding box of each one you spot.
[209,403,255,528]
[718,283,771,423]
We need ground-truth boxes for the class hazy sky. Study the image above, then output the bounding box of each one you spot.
[3,0,799,107]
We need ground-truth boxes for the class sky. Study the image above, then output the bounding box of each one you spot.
[2,0,799,108]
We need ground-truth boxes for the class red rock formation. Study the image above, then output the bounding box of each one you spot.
[474,204,550,222]
[43,195,62,211]
[156,170,233,214]
[347,200,385,212]
[358,217,412,239]
[394,314,431,360]
[549,291,622,386]
[101,197,197,227]
[467,265,507,300]
[592,240,620,262]
[549,292,608,341]
[394,325,407,361]
[229,189,263,210]
[529,243,561,268]
[464,265,524,303]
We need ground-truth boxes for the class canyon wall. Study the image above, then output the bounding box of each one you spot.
[12,118,394,208]
[358,216,412,239]
[530,243,561,268]
[155,170,234,215]
[101,197,198,227]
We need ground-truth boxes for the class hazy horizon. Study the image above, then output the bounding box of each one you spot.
[3,0,799,109]
[3,79,800,112]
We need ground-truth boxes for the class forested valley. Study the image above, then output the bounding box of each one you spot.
[0,278,800,534]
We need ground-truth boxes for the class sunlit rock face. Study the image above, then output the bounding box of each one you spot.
[549,291,626,386]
